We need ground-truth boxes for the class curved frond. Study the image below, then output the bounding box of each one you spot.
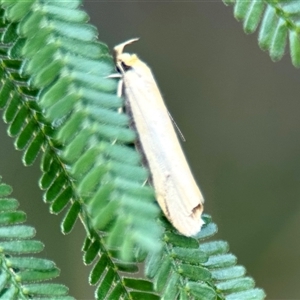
[144,215,266,299]
[223,0,300,67]
[0,177,74,299]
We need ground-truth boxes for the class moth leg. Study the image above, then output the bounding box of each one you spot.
[106,73,122,79]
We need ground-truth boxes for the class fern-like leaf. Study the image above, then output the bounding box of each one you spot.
[223,0,300,67]
[143,215,266,299]
[0,177,74,299]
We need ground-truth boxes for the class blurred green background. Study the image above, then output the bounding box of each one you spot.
[1,1,300,299]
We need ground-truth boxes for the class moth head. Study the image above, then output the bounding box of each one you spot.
[114,38,140,73]
[116,53,140,72]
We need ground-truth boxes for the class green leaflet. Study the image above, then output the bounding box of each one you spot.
[50,186,73,214]
[203,253,237,269]
[123,278,154,292]
[0,225,35,239]
[0,211,26,225]
[2,22,18,43]
[243,0,264,33]
[5,1,35,22]
[95,268,117,299]
[161,272,180,299]
[44,172,66,202]
[130,291,160,300]
[216,277,255,293]
[171,247,208,264]
[0,79,13,108]
[210,266,246,281]
[0,198,18,211]
[289,30,300,67]
[0,183,11,197]
[19,269,60,282]
[225,288,266,300]
[7,105,27,137]
[14,118,38,150]
[23,131,44,166]
[84,239,101,265]
[186,281,216,300]
[89,254,108,286]
[22,283,69,296]
[40,4,89,23]
[0,240,44,254]
[234,0,251,21]
[3,92,20,123]
[200,240,229,255]
[40,159,60,191]
[106,283,126,300]
[61,200,81,234]
[270,18,288,61]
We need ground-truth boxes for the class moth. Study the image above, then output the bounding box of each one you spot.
[114,39,204,236]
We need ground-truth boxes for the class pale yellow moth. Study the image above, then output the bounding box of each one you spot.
[114,39,204,236]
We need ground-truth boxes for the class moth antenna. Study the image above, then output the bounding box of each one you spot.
[114,38,140,58]
[168,111,186,142]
